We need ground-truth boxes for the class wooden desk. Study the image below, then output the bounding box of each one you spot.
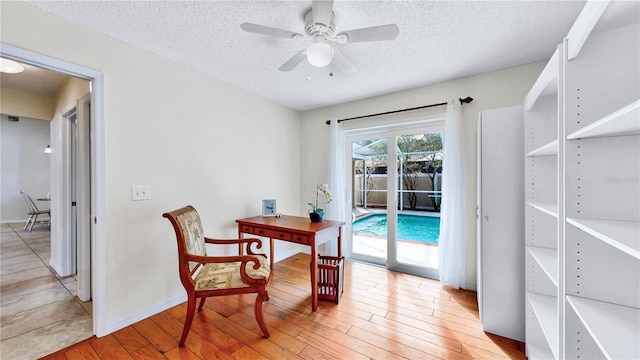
[236,215,344,311]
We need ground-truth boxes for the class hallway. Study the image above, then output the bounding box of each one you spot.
[0,223,93,359]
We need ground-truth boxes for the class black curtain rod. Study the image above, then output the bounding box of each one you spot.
[325,96,473,125]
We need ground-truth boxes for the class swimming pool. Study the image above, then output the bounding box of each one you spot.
[352,214,440,245]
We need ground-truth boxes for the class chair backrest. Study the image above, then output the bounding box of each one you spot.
[20,190,39,215]
[163,205,207,273]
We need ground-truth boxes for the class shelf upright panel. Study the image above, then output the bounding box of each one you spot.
[555,40,566,360]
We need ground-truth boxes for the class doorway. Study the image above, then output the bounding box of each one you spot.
[1,43,107,336]
[345,122,443,279]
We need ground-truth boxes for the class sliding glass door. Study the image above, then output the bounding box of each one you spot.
[346,123,442,278]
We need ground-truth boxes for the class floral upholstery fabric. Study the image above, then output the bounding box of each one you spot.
[176,209,206,271]
[194,255,270,291]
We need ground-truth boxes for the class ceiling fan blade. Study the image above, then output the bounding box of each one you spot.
[279,49,307,71]
[331,48,357,75]
[337,24,400,43]
[312,0,334,27]
[241,23,302,39]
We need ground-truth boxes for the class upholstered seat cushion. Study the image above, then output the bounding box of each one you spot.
[194,256,270,291]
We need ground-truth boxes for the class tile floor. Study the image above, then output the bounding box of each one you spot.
[1,223,93,360]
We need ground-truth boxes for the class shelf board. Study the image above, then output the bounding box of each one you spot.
[527,246,559,287]
[566,295,640,360]
[527,342,556,360]
[526,140,559,157]
[566,0,611,60]
[525,49,559,111]
[566,218,640,260]
[527,292,559,359]
[567,99,640,139]
[528,202,559,218]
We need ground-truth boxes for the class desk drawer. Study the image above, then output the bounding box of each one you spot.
[240,225,254,234]
[291,234,309,245]
[254,228,292,241]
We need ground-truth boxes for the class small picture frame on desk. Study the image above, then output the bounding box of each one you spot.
[262,199,276,217]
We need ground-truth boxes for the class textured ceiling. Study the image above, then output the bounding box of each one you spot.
[22,0,586,111]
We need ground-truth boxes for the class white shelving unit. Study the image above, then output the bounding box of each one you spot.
[524,36,562,357]
[524,1,640,359]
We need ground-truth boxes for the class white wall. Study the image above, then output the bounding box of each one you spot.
[1,1,302,330]
[300,62,546,289]
[0,114,51,222]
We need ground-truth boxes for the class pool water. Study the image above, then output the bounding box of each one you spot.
[353,214,440,245]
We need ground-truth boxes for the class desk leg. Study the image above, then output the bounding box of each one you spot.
[337,226,342,258]
[311,241,318,311]
[238,228,244,256]
[270,238,274,271]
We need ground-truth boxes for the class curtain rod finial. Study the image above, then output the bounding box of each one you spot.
[326,120,331,125]
[460,96,473,104]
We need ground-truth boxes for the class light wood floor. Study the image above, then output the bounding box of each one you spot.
[1,223,93,360]
[41,253,525,360]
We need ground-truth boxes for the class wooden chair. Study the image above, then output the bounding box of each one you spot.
[163,205,270,346]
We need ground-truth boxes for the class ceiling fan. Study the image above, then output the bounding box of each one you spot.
[240,0,399,75]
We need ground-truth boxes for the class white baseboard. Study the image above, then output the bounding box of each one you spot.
[465,282,477,291]
[100,249,316,337]
[104,293,187,336]
[0,219,27,224]
[273,247,304,262]
[48,258,64,277]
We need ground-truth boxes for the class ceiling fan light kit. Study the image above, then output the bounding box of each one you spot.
[241,0,399,75]
[306,43,333,67]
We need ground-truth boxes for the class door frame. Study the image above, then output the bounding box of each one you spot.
[343,117,444,279]
[0,43,107,336]
[76,93,92,302]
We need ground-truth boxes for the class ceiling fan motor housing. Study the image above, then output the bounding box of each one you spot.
[304,9,335,39]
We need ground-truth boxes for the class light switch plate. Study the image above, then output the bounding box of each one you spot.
[132,185,150,201]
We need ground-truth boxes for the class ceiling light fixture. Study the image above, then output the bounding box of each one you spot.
[306,43,333,67]
[0,58,25,74]
[44,145,52,154]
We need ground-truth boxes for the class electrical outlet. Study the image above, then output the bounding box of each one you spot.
[131,185,150,201]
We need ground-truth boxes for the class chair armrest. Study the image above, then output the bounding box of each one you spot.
[186,253,266,264]
[204,237,264,255]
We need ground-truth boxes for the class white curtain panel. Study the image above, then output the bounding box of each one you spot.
[438,99,467,289]
[326,117,346,256]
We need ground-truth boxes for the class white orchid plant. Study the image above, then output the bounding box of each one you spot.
[308,184,333,214]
